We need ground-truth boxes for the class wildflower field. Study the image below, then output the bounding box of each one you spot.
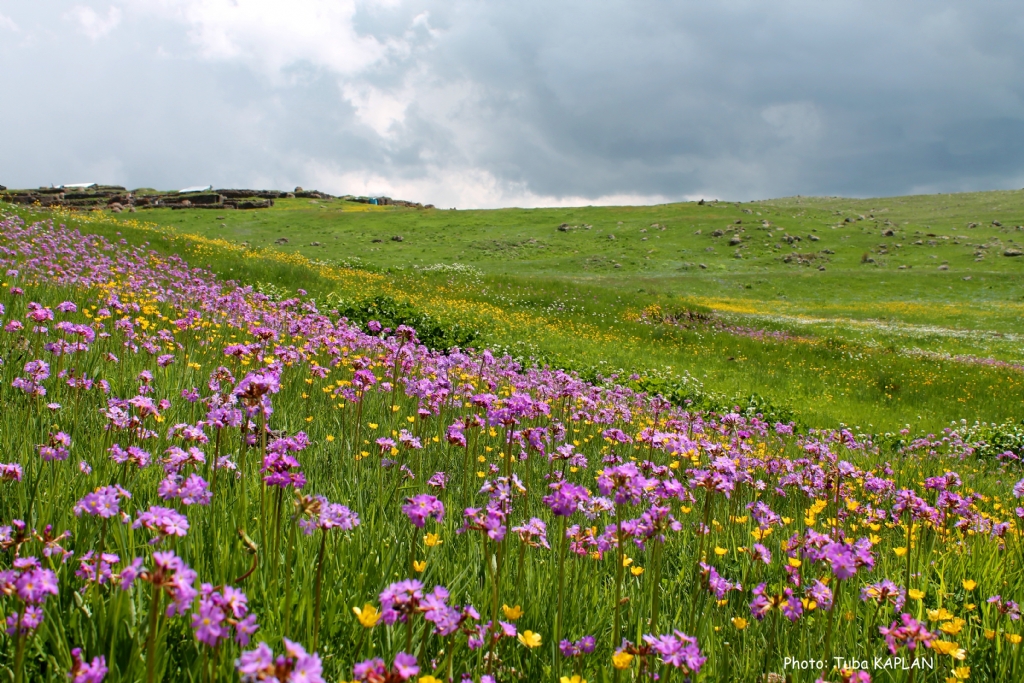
[0,208,1023,683]
[85,189,1024,433]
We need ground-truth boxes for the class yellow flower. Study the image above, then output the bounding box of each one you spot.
[325,435,335,442]
[368,423,378,429]
[517,630,541,648]
[714,546,728,556]
[419,677,442,683]
[731,617,748,630]
[928,608,954,622]
[787,557,802,568]
[908,589,925,601]
[560,676,587,683]
[940,619,965,636]
[962,580,977,591]
[352,603,381,628]
[984,629,996,640]
[502,604,523,621]
[894,547,908,557]
[932,640,961,656]
[612,652,634,669]
[952,666,971,680]
[622,556,634,567]
[424,533,441,547]
[630,566,644,576]
[413,561,426,573]
[751,528,772,540]
[1007,633,1022,645]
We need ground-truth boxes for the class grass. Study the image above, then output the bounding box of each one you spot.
[9,188,1024,434]
[1,212,1023,682]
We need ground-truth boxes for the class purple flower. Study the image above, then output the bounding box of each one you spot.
[192,584,258,647]
[402,494,444,528]
[542,481,591,517]
[69,647,108,683]
[74,486,129,519]
[879,614,935,654]
[511,517,550,549]
[298,496,361,535]
[642,630,706,674]
[380,579,424,625]
[133,506,190,543]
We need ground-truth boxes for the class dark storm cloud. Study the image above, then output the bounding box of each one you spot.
[1,1,1023,207]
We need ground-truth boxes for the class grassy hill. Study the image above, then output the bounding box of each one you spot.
[11,188,1024,432]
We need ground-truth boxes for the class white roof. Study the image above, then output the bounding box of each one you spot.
[179,185,213,193]
[62,183,96,189]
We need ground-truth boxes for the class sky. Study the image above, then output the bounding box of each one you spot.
[1,1,1023,208]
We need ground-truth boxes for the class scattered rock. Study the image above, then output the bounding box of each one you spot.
[216,216,225,220]
[275,238,289,244]
[391,235,404,242]
[694,229,702,235]
[729,236,742,246]
[698,199,705,205]
[372,238,383,243]
[608,234,616,240]
[818,266,826,271]
[711,229,724,237]
[310,241,321,247]
[993,220,1003,227]
[822,249,835,254]
[1005,248,1023,257]
[698,263,707,269]
[968,222,978,228]
[808,234,819,241]
[938,264,949,270]
[295,186,304,192]
[963,276,972,280]
[882,228,895,237]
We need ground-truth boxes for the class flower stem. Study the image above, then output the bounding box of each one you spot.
[312,529,328,651]
[146,583,162,683]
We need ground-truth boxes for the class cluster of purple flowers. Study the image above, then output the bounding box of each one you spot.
[133,506,190,543]
[0,558,59,636]
[878,613,935,654]
[642,630,706,673]
[236,639,323,683]
[401,494,444,528]
[192,583,259,647]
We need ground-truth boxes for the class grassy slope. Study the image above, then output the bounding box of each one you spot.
[16,188,1024,432]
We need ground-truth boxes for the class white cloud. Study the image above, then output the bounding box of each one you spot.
[66,5,122,40]
[133,0,394,78]
[304,162,676,209]
[0,13,18,31]
[341,82,412,138]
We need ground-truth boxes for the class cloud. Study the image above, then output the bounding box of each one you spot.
[0,13,18,31]
[66,5,122,40]
[4,1,1024,207]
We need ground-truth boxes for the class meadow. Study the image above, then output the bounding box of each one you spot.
[42,189,1024,434]
[0,203,1022,682]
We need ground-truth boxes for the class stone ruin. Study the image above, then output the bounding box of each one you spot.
[0,185,434,212]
